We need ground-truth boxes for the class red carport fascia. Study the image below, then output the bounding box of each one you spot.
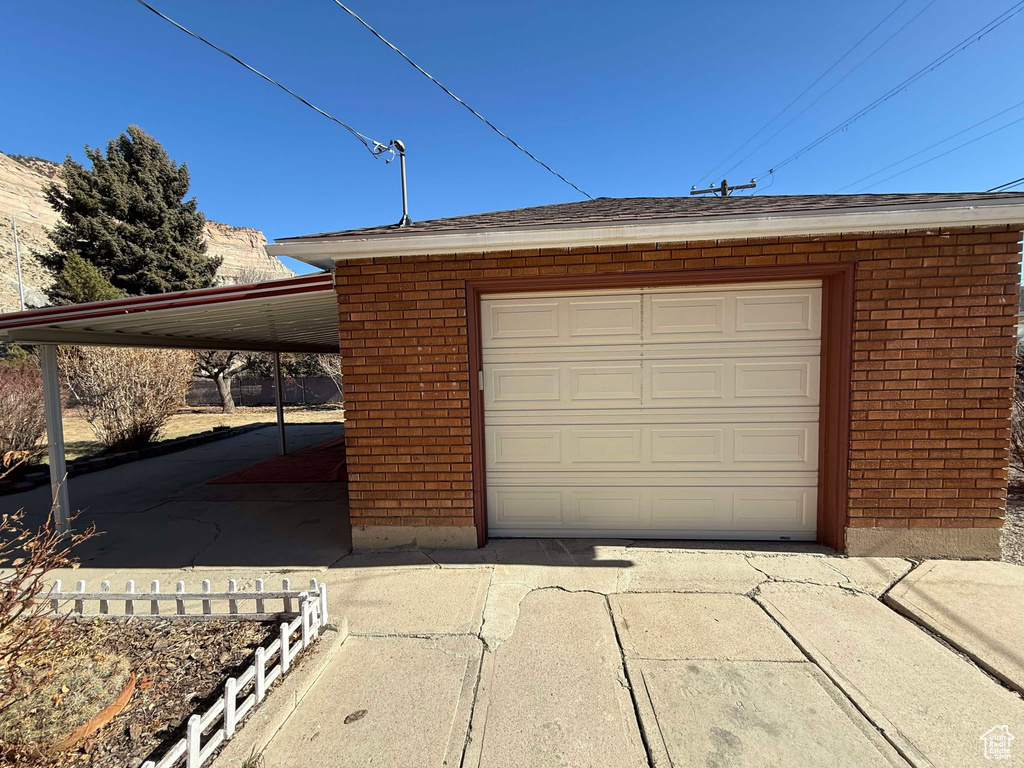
[0,272,334,331]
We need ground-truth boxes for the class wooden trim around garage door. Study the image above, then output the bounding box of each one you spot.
[465,262,856,551]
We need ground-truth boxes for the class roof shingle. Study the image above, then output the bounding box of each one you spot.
[278,192,1024,242]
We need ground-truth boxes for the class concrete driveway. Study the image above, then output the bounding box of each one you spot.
[14,431,1023,766]
[1,423,351,568]
[64,541,1023,768]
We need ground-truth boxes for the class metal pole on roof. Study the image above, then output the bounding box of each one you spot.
[273,351,286,455]
[39,345,70,535]
[393,139,411,227]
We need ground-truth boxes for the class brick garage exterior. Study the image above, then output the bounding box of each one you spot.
[334,225,1023,554]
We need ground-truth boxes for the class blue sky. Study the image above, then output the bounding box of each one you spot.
[3,0,1023,274]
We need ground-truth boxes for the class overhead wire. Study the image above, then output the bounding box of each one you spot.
[988,175,1024,192]
[754,0,1024,182]
[327,0,593,200]
[696,0,911,185]
[854,113,1024,191]
[133,0,393,158]
[719,0,939,183]
[836,98,1024,191]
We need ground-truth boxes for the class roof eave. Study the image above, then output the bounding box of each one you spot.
[267,198,1024,268]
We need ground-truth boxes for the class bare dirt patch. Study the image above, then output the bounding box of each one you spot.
[1,618,273,768]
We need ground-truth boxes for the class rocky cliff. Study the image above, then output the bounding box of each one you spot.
[0,152,292,313]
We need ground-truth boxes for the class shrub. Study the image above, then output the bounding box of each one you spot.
[1012,344,1024,467]
[62,347,195,452]
[0,456,98,714]
[0,503,96,713]
[0,360,46,466]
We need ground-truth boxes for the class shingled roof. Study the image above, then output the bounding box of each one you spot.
[278,192,1024,242]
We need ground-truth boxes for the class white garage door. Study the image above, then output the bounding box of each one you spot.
[481,280,822,540]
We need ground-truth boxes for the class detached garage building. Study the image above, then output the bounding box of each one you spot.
[3,193,1021,558]
[269,194,1024,558]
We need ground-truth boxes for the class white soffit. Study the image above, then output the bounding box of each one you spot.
[267,198,1024,269]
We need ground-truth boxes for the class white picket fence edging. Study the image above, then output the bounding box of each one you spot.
[47,576,317,620]
[46,577,331,768]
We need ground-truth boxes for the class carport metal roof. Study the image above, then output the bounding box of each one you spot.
[0,272,340,534]
[0,272,339,353]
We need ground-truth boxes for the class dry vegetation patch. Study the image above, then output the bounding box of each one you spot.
[1,618,273,768]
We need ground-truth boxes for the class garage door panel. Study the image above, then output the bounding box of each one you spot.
[568,297,642,340]
[648,358,818,407]
[570,429,642,463]
[647,363,725,401]
[482,281,822,539]
[490,429,562,465]
[734,359,818,403]
[489,365,560,404]
[733,489,816,527]
[572,490,643,525]
[641,284,820,343]
[488,489,564,526]
[487,362,649,410]
[651,488,726,527]
[488,470,817,487]
[733,426,817,467]
[485,301,560,342]
[486,423,816,472]
[569,365,643,402]
[650,428,724,463]
[486,406,821,426]
[482,295,644,348]
[647,295,726,336]
[734,290,820,336]
[482,338,822,365]
[487,485,817,535]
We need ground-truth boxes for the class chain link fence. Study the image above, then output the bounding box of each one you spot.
[186,376,342,407]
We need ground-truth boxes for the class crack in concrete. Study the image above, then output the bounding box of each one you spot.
[878,583,1024,703]
[741,554,888,598]
[457,567,494,768]
[747,593,922,768]
[166,512,223,568]
[603,593,655,768]
[877,558,922,601]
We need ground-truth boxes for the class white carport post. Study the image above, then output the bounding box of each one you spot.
[39,344,70,534]
[273,351,287,455]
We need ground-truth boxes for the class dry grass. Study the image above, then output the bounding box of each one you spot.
[1,641,131,748]
[55,404,344,461]
[0,618,274,767]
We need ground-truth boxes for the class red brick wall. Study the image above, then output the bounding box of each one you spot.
[334,226,1023,536]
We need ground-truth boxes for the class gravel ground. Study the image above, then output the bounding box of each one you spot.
[1003,467,1024,566]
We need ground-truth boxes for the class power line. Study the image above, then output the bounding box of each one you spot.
[755,0,1024,181]
[989,175,1024,192]
[328,0,593,200]
[836,98,1024,191]
[133,0,393,158]
[718,0,938,183]
[854,113,1024,191]
[697,0,911,185]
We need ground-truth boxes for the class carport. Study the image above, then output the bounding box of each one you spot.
[0,272,340,532]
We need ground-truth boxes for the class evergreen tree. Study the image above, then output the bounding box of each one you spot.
[40,125,221,301]
[47,252,124,305]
